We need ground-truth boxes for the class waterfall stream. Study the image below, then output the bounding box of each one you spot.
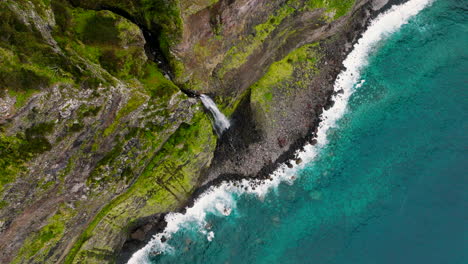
[199,94,230,136]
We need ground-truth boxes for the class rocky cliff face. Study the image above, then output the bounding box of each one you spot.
[0,0,399,263]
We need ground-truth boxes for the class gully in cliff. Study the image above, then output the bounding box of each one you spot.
[179,87,231,136]
[199,94,231,137]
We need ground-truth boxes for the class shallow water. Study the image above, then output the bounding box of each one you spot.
[130,0,468,263]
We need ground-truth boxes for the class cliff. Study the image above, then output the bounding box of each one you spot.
[0,0,400,263]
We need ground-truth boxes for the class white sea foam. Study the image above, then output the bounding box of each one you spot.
[127,0,433,262]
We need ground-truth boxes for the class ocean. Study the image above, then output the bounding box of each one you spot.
[129,0,468,263]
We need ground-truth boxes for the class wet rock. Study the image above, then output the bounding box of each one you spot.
[295,158,302,165]
[277,137,287,148]
[149,250,162,257]
[143,224,153,233]
[130,229,145,241]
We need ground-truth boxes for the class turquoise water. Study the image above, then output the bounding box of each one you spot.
[138,0,468,263]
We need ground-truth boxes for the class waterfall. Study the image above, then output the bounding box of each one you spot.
[200,94,231,136]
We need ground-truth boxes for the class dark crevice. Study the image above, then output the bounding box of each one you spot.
[179,87,201,98]
[139,24,174,78]
[99,5,173,78]
[67,1,173,78]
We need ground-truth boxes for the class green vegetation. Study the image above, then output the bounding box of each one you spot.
[0,200,8,209]
[77,105,101,119]
[102,94,146,137]
[306,0,356,19]
[1,1,210,263]
[8,89,38,109]
[79,13,121,45]
[0,39,52,106]
[68,0,184,79]
[54,7,148,81]
[24,122,55,153]
[87,140,124,186]
[217,0,299,78]
[51,0,72,32]
[218,88,250,117]
[66,113,216,263]
[99,64,178,140]
[0,122,55,193]
[181,0,220,16]
[141,64,179,100]
[251,43,320,112]
[215,0,356,78]
[0,1,102,105]
[12,204,76,264]
[0,134,27,193]
[140,0,183,66]
[53,1,183,86]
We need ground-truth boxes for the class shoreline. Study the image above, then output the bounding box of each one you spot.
[116,0,411,262]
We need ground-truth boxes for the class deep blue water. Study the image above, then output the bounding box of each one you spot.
[134,0,468,263]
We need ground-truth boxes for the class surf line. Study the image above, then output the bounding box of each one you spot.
[128,0,434,262]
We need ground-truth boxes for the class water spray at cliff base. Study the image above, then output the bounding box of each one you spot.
[127,0,433,262]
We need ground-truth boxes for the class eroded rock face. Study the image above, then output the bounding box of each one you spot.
[0,0,400,263]
[0,1,206,263]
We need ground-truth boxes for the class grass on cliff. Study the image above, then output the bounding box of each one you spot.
[12,204,76,264]
[0,1,199,263]
[102,93,146,137]
[0,122,55,194]
[68,0,185,79]
[0,34,57,107]
[214,0,355,79]
[53,6,148,81]
[0,2,101,105]
[250,43,320,113]
[99,63,178,141]
[217,0,298,78]
[181,0,220,16]
[65,112,216,263]
[1,2,190,262]
[306,0,356,19]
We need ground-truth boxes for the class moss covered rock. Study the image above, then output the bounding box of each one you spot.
[0,1,211,263]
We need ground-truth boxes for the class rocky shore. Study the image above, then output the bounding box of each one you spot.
[0,0,407,263]
[118,0,408,262]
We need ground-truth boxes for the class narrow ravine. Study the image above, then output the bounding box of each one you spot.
[199,94,231,137]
